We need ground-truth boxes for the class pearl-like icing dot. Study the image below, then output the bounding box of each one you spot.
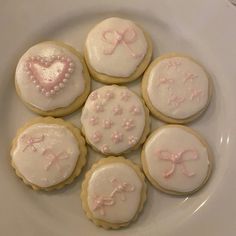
[111,131,123,144]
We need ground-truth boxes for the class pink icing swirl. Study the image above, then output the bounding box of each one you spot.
[122,118,135,131]
[113,105,123,115]
[156,149,199,178]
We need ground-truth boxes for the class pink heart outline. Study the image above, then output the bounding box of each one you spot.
[25,55,75,97]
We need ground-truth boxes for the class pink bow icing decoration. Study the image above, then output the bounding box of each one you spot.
[22,134,45,152]
[157,149,199,178]
[102,27,142,58]
[92,178,135,216]
[92,195,114,216]
[110,178,135,200]
[42,149,69,171]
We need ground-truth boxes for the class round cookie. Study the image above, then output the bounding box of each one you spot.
[81,85,150,155]
[142,53,212,123]
[15,41,90,117]
[81,156,147,229]
[10,117,87,191]
[141,125,213,195]
[84,17,152,84]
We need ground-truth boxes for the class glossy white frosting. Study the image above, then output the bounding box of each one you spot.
[12,123,79,188]
[146,57,209,119]
[15,42,85,111]
[85,17,147,77]
[144,126,209,192]
[81,85,146,154]
[87,163,142,223]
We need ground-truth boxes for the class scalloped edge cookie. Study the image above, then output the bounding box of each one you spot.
[10,116,87,191]
[141,125,213,196]
[15,41,91,117]
[80,156,147,229]
[142,53,213,124]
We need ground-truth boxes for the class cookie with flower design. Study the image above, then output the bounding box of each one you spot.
[81,85,150,155]
[81,156,147,229]
[84,17,152,84]
[10,117,87,191]
[15,41,90,117]
[142,53,212,123]
[141,125,213,195]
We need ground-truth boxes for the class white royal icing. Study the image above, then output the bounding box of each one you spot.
[81,85,146,154]
[15,42,85,111]
[143,126,209,192]
[12,123,80,188]
[146,57,209,119]
[85,17,147,77]
[87,162,142,223]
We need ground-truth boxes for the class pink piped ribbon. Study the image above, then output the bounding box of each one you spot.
[102,28,142,58]
[42,149,69,171]
[157,149,199,178]
[22,134,45,152]
[92,178,135,216]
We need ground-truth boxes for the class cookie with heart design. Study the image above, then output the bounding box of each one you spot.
[142,53,213,123]
[10,117,87,191]
[84,17,153,84]
[15,41,90,117]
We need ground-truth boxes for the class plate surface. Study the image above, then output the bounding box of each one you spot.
[0,0,235,235]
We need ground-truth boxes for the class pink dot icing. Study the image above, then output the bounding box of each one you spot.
[103,119,113,129]
[92,131,102,143]
[104,90,114,100]
[101,144,110,154]
[113,105,123,115]
[122,118,135,131]
[94,102,104,112]
[129,105,141,115]
[111,131,123,144]
[120,91,131,101]
[128,136,138,146]
[90,91,98,101]
[89,116,99,126]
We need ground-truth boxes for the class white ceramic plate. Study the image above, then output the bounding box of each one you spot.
[0,0,235,235]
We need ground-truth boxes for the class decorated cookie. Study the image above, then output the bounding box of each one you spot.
[15,41,90,117]
[142,53,212,123]
[81,85,150,155]
[141,125,213,195]
[81,156,147,229]
[84,17,152,84]
[10,117,87,191]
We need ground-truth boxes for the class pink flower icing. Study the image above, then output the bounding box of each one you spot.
[104,90,114,100]
[128,136,138,146]
[90,91,98,101]
[111,131,123,143]
[102,27,142,58]
[122,118,135,131]
[113,105,123,115]
[129,105,141,115]
[92,131,102,143]
[156,77,174,88]
[25,55,74,97]
[184,72,198,84]
[94,102,104,112]
[103,119,113,129]
[101,144,110,154]
[120,91,131,101]
[89,116,99,126]
[156,149,199,178]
